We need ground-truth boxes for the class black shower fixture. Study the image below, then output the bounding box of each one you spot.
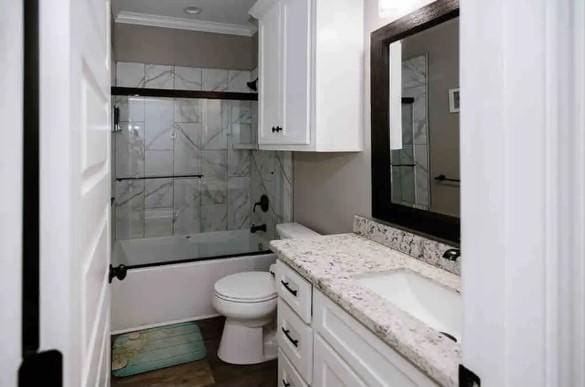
[247,78,258,92]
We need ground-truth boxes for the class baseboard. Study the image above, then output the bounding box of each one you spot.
[111,313,221,335]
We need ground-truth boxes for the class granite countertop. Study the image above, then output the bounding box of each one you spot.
[270,233,461,387]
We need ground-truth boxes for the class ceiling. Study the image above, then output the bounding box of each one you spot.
[112,0,258,36]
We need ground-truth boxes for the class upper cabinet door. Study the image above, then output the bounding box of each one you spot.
[257,2,283,144]
[280,0,311,145]
[251,0,363,151]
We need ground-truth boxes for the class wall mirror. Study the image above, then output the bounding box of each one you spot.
[371,0,460,242]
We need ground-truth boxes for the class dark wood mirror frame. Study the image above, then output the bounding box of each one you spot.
[371,0,460,243]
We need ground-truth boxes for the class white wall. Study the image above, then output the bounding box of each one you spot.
[293,0,435,234]
[0,1,23,385]
[114,23,257,70]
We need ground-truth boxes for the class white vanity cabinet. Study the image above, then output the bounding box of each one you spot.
[275,260,440,387]
[249,0,364,151]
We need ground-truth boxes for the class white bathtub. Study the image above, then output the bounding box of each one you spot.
[111,230,276,333]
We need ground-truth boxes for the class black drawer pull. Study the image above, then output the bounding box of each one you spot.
[281,327,299,347]
[282,379,291,387]
[281,280,298,296]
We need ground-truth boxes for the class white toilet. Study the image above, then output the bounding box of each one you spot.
[212,223,319,365]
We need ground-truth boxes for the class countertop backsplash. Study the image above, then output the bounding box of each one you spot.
[353,215,460,275]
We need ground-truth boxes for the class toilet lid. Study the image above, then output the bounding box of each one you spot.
[214,271,276,302]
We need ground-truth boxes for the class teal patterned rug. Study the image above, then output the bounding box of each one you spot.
[112,321,207,377]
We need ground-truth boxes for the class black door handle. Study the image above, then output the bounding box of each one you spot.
[281,327,299,347]
[271,126,276,133]
[281,280,298,296]
[282,379,291,387]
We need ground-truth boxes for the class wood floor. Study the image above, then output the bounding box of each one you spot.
[111,317,278,387]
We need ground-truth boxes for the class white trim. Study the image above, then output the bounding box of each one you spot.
[115,11,257,37]
[111,314,220,335]
[0,2,23,385]
[461,0,585,385]
[249,0,278,19]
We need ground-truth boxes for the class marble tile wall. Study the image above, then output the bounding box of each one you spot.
[391,55,430,210]
[113,62,292,241]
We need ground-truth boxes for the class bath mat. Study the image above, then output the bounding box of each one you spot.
[112,322,207,378]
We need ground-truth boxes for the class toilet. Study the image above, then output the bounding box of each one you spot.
[212,223,319,365]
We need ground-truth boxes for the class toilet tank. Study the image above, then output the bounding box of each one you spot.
[276,223,320,239]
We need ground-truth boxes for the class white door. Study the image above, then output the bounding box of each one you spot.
[461,0,585,386]
[313,335,367,387]
[0,1,23,386]
[258,1,283,145]
[39,0,113,386]
[280,0,311,145]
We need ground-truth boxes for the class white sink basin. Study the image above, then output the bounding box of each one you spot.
[355,270,462,341]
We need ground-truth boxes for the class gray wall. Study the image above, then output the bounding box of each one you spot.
[293,0,436,235]
[113,23,257,70]
[403,19,460,217]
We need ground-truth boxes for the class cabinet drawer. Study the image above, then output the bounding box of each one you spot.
[313,291,439,387]
[278,299,313,383]
[278,349,309,387]
[276,260,312,323]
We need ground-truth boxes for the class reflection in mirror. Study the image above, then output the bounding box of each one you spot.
[388,17,459,217]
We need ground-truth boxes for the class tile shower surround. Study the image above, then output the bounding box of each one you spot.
[391,55,430,210]
[113,62,291,241]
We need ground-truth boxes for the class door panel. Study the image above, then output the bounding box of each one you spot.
[0,1,23,386]
[281,0,311,145]
[39,0,112,385]
[258,2,283,144]
[313,335,367,387]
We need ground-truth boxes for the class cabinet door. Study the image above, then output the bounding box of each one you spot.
[279,0,311,145]
[258,1,283,144]
[313,335,368,387]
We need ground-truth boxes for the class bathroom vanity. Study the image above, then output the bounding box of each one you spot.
[270,217,461,387]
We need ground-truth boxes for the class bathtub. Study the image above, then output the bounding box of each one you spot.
[111,230,276,333]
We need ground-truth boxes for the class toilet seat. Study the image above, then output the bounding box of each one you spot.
[214,271,276,304]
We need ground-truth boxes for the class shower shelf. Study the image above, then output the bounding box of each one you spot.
[115,174,203,182]
[111,86,258,101]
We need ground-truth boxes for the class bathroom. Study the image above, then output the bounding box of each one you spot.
[1,0,584,387]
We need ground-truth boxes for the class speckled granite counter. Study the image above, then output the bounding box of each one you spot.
[270,233,461,387]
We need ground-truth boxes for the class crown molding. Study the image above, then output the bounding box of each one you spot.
[249,0,277,19]
[115,11,257,37]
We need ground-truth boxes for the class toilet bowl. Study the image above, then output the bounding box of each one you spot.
[212,271,278,364]
[212,223,319,365]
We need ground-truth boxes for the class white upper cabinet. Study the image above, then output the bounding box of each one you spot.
[250,0,364,151]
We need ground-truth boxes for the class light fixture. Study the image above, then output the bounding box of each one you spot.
[184,6,202,16]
